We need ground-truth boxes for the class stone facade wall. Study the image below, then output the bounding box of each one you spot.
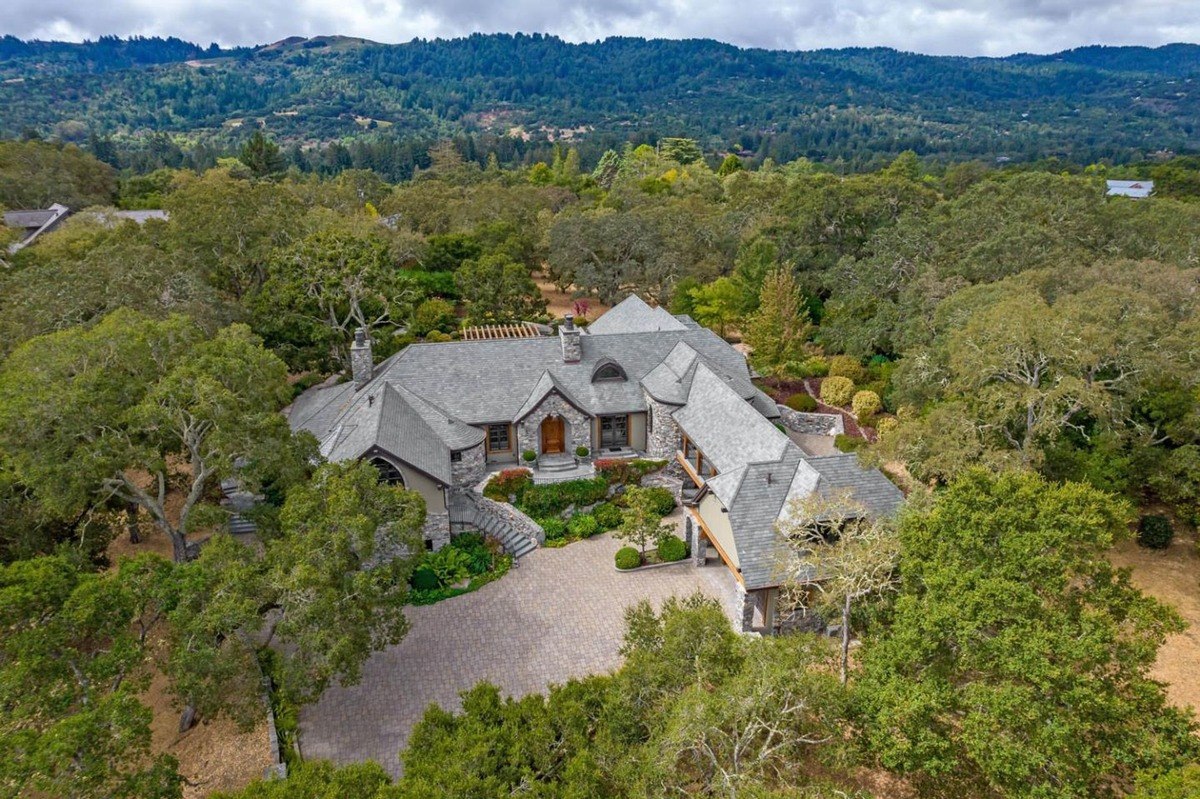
[775,404,844,436]
[643,392,682,459]
[423,512,451,550]
[451,442,486,487]
[559,326,582,362]
[350,334,373,388]
[735,583,757,633]
[516,393,590,458]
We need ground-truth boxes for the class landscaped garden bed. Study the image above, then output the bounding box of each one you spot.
[481,459,677,549]
[407,532,513,605]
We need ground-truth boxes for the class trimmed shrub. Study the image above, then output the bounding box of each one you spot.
[483,468,532,501]
[637,486,676,517]
[615,546,641,570]
[593,502,623,530]
[519,476,609,517]
[576,446,590,458]
[785,392,818,412]
[568,513,599,538]
[657,535,687,562]
[423,330,451,343]
[1138,515,1174,549]
[410,566,440,591]
[522,449,537,462]
[852,390,882,422]
[875,416,899,438]
[828,355,864,382]
[835,434,867,453]
[820,376,855,407]
[539,517,567,541]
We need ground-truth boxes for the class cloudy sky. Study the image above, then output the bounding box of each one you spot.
[5,0,1199,57]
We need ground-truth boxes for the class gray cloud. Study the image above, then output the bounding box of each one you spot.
[3,0,1199,55]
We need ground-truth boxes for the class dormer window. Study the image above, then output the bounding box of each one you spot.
[591,360,627,382]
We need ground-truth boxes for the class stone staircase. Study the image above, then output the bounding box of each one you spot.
[449,491,540,559]
[220,477,259,536]
[536,452,577,472]
[470,508,538,558]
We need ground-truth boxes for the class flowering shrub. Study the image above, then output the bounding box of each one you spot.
[483,468,532,501]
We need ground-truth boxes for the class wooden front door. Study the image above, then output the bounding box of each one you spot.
[540,416,565,454]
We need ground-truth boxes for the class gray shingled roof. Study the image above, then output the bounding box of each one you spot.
[377,324,756,426]
[727,450,807,589]
[730,453,905,589]
[587,295,688,334]
[3,210,57,229]
[514,370,587,421]
[673,363,792,473]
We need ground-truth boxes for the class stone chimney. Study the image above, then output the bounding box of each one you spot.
[350,327,374,389]
[559,314,582,363]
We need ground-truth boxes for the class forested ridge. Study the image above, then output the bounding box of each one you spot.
[3,34,1200,173]
[0,126,1199,798]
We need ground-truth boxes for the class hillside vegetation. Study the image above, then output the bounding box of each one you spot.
[3,34,1200,172]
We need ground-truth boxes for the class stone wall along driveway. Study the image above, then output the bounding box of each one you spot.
[298,531,739,777]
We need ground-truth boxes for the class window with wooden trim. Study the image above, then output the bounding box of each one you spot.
[599,415,629,449]
[487,424,511,452]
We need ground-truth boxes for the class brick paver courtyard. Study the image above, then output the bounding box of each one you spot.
[297,528,740,776]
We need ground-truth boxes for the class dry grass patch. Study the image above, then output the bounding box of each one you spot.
[1109,526,1200,716]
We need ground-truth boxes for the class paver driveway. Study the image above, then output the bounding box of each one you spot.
[298,529,739,777]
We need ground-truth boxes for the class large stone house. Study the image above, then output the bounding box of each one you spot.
[287,295,903,631]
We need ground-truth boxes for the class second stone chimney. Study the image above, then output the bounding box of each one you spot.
[560,315,582,363]
[350,327,374,389]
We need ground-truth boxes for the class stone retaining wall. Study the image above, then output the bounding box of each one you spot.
[775,404,844,436]
[464,481,546,545]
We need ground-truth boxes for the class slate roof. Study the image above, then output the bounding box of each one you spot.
[670,353,905,589]
[673,363,790,473]
[288,294,903,585]
[586,294,688,334]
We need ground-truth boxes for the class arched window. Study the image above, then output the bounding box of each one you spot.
[591,360,626,382]
[369,457,406,487]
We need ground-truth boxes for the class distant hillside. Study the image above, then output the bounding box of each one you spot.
[2,33,1198,166]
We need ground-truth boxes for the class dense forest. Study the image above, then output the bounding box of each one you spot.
[0,132,1198,799]
[3,34,1200,175]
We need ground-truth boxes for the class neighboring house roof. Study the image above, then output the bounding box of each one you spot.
[3,205,169,254]
[587,294,688,334]
[3,203,70,252]
[1106,179,1154,198]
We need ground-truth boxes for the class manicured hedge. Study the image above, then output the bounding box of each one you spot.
[827,355,864,382]
[852,390,882,422]
[657,536,687,562]
[593,502,623,530]
[615,547,641,570]
[821,376,855,407]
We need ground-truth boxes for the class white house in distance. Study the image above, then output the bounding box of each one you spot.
[1106,179,1154,199]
